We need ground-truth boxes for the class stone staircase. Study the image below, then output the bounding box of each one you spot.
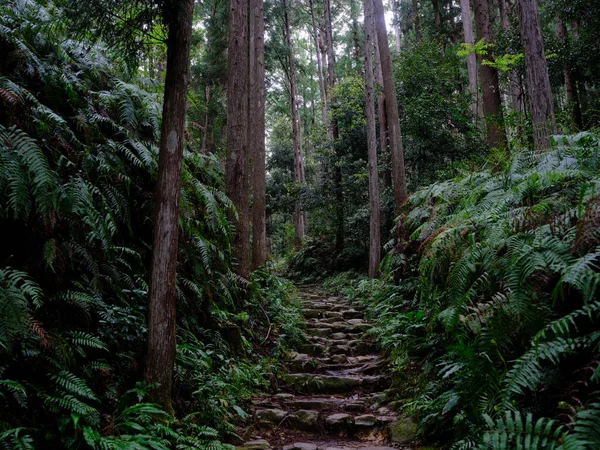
[237,287,417,450]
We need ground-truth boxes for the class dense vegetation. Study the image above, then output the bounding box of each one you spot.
[1,0,599,447]
[323,134,600,447]
[0,2,301,448]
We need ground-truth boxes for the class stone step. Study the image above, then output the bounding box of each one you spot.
[252,407,398,436]
[280,373,390,394]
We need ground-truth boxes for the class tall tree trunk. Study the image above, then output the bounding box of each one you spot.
[250,0,267,268]
[374,33,391,189]
[144,0,194,412]
[499,0,523,112]
[518,0,556,151]
[555,20,583,131]
[460,0,479,116]
[201,85,210,153]
[392,0,402,55]
[412,0,421,43]
[226,0,251,277]
[324,0,344,251]
[364,0,381,278]
[310,0,329,128]
[374,0,408,213]
[473,0,506,149]
[283,0,305,249]
[432,0,441,29]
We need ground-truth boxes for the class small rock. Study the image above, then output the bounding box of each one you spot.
[238,439,271,450]
[325,413,354,428]
[308,328,332,337]
[330,332,347,340]
[389,416,418,444]
[330,354,347,364]
[375,406,392,415]
[347,319,364,325]
[354,414,377,427]
[255,409,287,424]
[369,393,387,404]
[357,447,396,450]
[274,393,295,399]
[289,409,319,429]
[283,443,318,450]
[344,401,366,411]
[330,345,352,355]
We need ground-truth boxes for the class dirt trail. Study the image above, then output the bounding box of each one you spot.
[236,286,418,450]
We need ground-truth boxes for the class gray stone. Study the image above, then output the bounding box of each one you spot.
[289,409,319,429]
[308,328,332,337]
[330,332,347,340]
[347,319,364,325]
[283,444,318,450]
[389,416,418,444]
[238,439,271,450]
[369,393,387,404]
[325,413,354,428]
[344,401,365,411]
[330,345,351,355]
[274,393,295,399]
[304,309,324,319]
[330,354,347,364]
[357,447,396,450]
[255,408,287,424]
[354,414,377,427]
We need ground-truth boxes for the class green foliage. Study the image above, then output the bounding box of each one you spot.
[0,0,301,448]
[343,133,600,447]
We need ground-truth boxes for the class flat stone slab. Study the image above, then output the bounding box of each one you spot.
[330,332,347,340]
[325,413,354,427]
[289,409,320,429]
[255,408,287,424]
[354,414,377,427]
[283,443,318,450]
[238,439,271,450]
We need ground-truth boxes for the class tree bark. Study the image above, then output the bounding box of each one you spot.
[374,0,408,213]
[324,0,344,252]
[226,0,251,277]
[460,0,479,116]
[144,0,194,412]
[499,0,523,112]
[374,33,391,189]
[412,0,421,43]
[250,0,267,268]
[473,0,506,149]
[555,20,583,131]
[364,0,381,278]
[392,0,401,55]
[282,0,305,249]
[310,0,329,129]
[518,0,556,151]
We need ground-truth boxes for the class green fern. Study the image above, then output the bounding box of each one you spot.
[479,411,564,449]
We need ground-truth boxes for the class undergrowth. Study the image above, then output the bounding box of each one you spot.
[323,134,600,449]
[0,1,302,448]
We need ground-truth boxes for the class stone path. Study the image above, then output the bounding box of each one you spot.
[237,286,417,450]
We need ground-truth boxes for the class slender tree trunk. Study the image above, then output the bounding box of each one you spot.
[518,0,556,151]
[364,0,381,278]
[473,0,506,149]
[250,0,267,268]
[374,34,391,189]
[324,0,344,251]
[432,0,441,29]
[460,0,479,116]
[226,0,251,277]
[201,85,210,152]
[555,20,582,131]
[392,0,401,55]
[144,0,194,412]
[412,0,421,43]
[283,0,305,249]
[499,0,523,112]
[374,0,408,213]
[310,0,329,128]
